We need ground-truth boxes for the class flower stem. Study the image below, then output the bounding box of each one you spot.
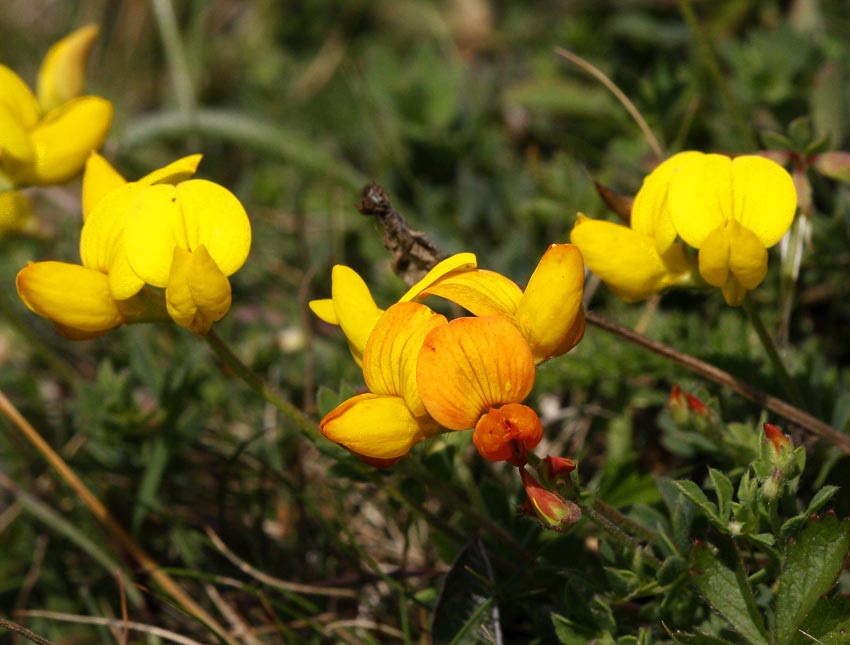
[0,388,237,645]
[151,0,196,117]
[204,329,320,441]
[742,297,806,409]
[585,311,850,453]
[582,500,662,569]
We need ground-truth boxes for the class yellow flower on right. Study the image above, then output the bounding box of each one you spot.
[668,153,797,306]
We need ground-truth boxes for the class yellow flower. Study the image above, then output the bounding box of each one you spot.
[416,244,586,363]
[0,25,112,189]
[570,152,698,302]
[308,253,478,364]
[320,301,446,466]
[79,154,252,334]
[0,190,36,235]
[667,153,797,306]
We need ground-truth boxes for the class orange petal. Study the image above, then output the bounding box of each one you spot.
[363,301,446,417]
[473,403,543,466]
[398,252,478,302]
[417,316,535,430]
[418,268,522,317]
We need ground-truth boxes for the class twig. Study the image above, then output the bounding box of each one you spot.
[0,617,55,645]
[585,312,850,453]
[554,46,663,160]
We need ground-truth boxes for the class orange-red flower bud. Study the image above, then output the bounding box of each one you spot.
[539,455,577,483]
[473,403,543,466]
[520,468,580,531]
[763,422,792,455]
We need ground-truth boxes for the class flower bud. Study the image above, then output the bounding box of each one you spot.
[473,403,543,466]
[763,423,792,455]
[520,468,580,531]
[539,455,577,484]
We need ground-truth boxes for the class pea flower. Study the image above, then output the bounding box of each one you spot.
[16,153,251,337]
[667,153,797,306]
[0,25,112,190]
[320,301,446,467]
[570,152,699,302]
[415,243,586,363]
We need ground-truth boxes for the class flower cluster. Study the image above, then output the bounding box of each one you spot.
[310,244,585,466]
[16,154,251,338]
[1,25,113,235]
[571,151,798,306]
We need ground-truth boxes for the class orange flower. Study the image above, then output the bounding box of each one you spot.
[473,404,543,466]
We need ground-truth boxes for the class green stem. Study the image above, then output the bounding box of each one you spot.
[742,298,806,409]
[591,498,662,548]
[678,0,757,150]
[150,0,197,116]
[582,502,662,569]
[204,329,320,442]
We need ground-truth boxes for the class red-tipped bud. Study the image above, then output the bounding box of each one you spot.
[539,456,577,483]
[668,385,712,425]
[473,403,543,467]
[520,468,581,531]
[763,423,792,455]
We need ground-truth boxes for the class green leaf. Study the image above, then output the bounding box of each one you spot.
[675,480,720,524]
[672,632,740,645]
[708,469,734,523]
[806,486,840,515]
[691,542,769,645]
[791,596,850,645]
[132,436,169,533]
[431,538,502,645]
[775,513,850,645]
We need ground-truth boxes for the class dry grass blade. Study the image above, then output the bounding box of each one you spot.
[0,617,55,645]
[14,611,206,645]
[205,527,359,598]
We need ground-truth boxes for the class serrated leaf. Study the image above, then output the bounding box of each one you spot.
[775,513,850,645]
[691,543,769,645]
[708,468,734,523]
[432,538,502,645]
[675,480,720,524]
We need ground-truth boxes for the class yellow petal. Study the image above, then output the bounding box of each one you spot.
[398,252,478,302]
[697,222,731,287]
[721,275,748,307]
[0,190,35,235]
[0,65,40,129]
[331,265,384,363]
[363,302,446,417]
[28,96,113,185]
[570,214,673,302]
[668,153,733,248]
[36,24,99,112]
[631,151,704,255]
[174,179,252,275]
[320,393,438,462]
[165,245,232,335]
[82,151,125,220]
[730,155,797,248]
[417,316,535,430]
[516,243,584,362]
[728,219,768,289]
[419,268,522,317]
[138,154,203,186]
[308,298,338,324]
[16,261,123,335]
[121,184,183,287]
[0,104,36,184]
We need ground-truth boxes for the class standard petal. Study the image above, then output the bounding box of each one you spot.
[0,65,40,129]
[36,24,99,111]
[320,393,438,462]
[165,246,232,335]
[418,268,522,317]
[417,316,535,430]
[16,261,123,335]
[122,184,184,287]
[631,151,704,255]
[728,220,768,289]
[696,223,730,288]
[82,151,126,220]
[398,252,478,302]
[362,301,446,417]
[668,153,733,248]
[331,265,384,362]
[570,215,673,302]
[515,243,584,362]
[174,179,252,276]
[29,96,113,185]
[730,155,797,248]
[138,154,202,186]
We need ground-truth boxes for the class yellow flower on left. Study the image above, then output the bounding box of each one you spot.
[17,153,252,337]
[0,24,112,190]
